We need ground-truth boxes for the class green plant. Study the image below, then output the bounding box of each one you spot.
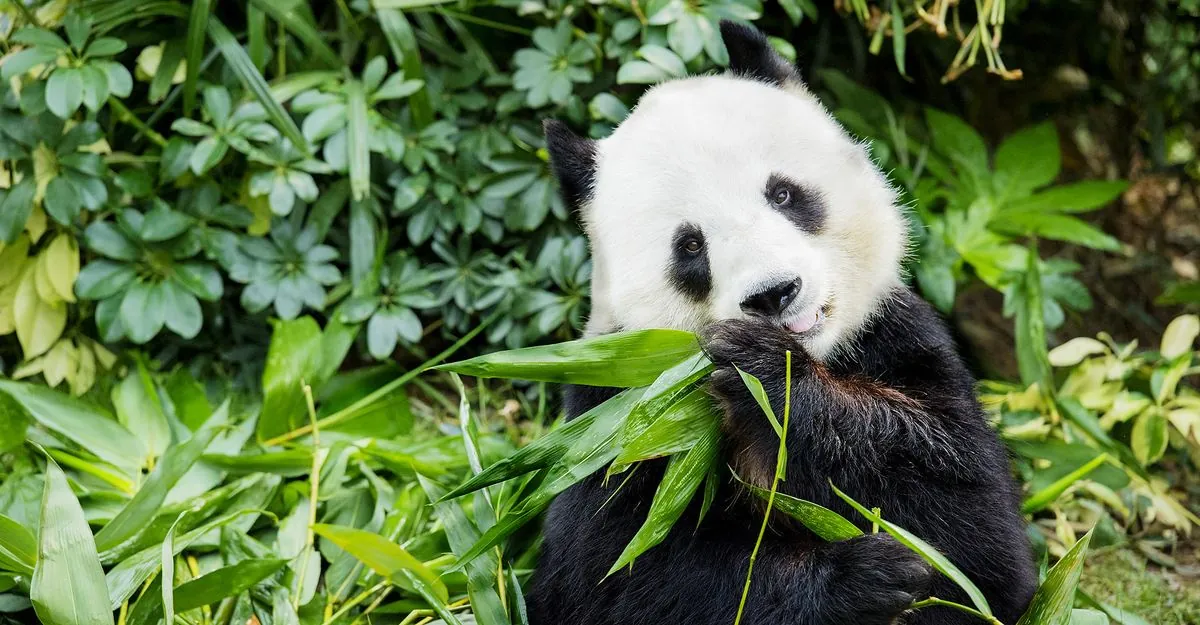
[820,71,1126,332]
[984,314,1200,553]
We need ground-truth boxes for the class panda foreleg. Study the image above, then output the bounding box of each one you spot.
[531,462,933,625]
[701,317,1037,624]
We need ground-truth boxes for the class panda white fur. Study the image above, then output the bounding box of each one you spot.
[530,21,1037,625]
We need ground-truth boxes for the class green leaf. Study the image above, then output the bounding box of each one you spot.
[617,60,672,84]
[831,482,993,617]
[246,0,343,68]
[925,108,988,190]
[375,8,433,127]
[739,481,864,541]
[161,515,181,625]
[0,380,142,475]
[610,387,720,472]
[891,5,906,76]
[110,360,172,459]
[161,279,203,339]
[607,418,720,574]
[207,17,309,155]
[441,389,645,501]
[736,367,783,437]
[418,476,508,625]
[990,213,1121,252]
[346,79,371,201]
[45,67,85,118]
[30,456,114,625]
[1070,609,1111,625]
[257,316,325,441]
[120,280,166,343]
[1130,409,1168,466]
[84,221,139,261]
[1022,453,1108,513]
[994,122,1061,198]
[0,513,36,575]
[437,328,701,387]
[182,0,211,115]
[349,198,377,292]
[1015,249,1052,389]
[106,508,270,608]
[0,179,36,244]
[638,44,686,77]
[1,47,60,82]
[1016,529,1094,625]
[94,407,225,552]
[1004,181,1129,214]
[312,524,448,602]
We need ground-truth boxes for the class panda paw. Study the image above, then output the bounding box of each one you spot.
[822,533,935,623]
[701,318,806,405]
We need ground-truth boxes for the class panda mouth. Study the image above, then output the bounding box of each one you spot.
[782,305,827,335]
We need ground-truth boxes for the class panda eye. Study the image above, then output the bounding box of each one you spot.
[771,185,792,207]
[683,238,703,255]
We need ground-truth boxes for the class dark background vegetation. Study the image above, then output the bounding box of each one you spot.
[0,0,1197,622]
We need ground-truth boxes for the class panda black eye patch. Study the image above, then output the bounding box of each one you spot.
[764,173,825,233]
[668,223,711,301]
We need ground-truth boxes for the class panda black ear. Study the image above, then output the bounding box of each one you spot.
[543,119,597,213]
[719,20,800,86]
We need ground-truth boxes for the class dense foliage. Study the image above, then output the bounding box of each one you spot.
[0,0,1196,623]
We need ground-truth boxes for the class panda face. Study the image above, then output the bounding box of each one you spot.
[545,23,909,361]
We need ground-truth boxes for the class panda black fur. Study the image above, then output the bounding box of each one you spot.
[529,22,1037,625]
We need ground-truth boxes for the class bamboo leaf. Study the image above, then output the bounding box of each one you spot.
[247,0,342,68]
[1016,529,1094,625]
[31,455,114,625]
[607,418,720,575]
[182,0,211,115]
[0,380,142,475]
[437,329,701,387]
[257,316,325,441]
[610,387,719,473]
[312,524,448,602]
[419,476,508,625]
[831,482,993,617]
[0,513,36,575]
[440,389,644,501]
[346,78,371,201]
[736,478,863,542]
[1022,453,1109,514]
[107,509,271,609]
[94,403,227,552]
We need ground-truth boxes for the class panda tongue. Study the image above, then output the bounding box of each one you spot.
[786,310,819,334]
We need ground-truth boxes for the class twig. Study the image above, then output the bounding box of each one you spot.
[910,597,1005,625]
[734,351,792,625]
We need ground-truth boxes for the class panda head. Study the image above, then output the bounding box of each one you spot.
[544,22,909,361]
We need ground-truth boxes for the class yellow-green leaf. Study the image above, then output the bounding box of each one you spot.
[43,234,79,303]
[1048,337,1108,368]
[1160,314,1199,360]
[1130,409,1169,466]
[13,265,66,358]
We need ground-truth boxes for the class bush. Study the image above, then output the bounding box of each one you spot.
[0,0,1135,397]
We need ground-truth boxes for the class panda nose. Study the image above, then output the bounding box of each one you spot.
[740,278,802,317]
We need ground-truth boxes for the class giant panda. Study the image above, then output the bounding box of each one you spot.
[528,21,1037,625]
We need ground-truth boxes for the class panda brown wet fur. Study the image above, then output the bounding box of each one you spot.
[528,22,1037,625]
